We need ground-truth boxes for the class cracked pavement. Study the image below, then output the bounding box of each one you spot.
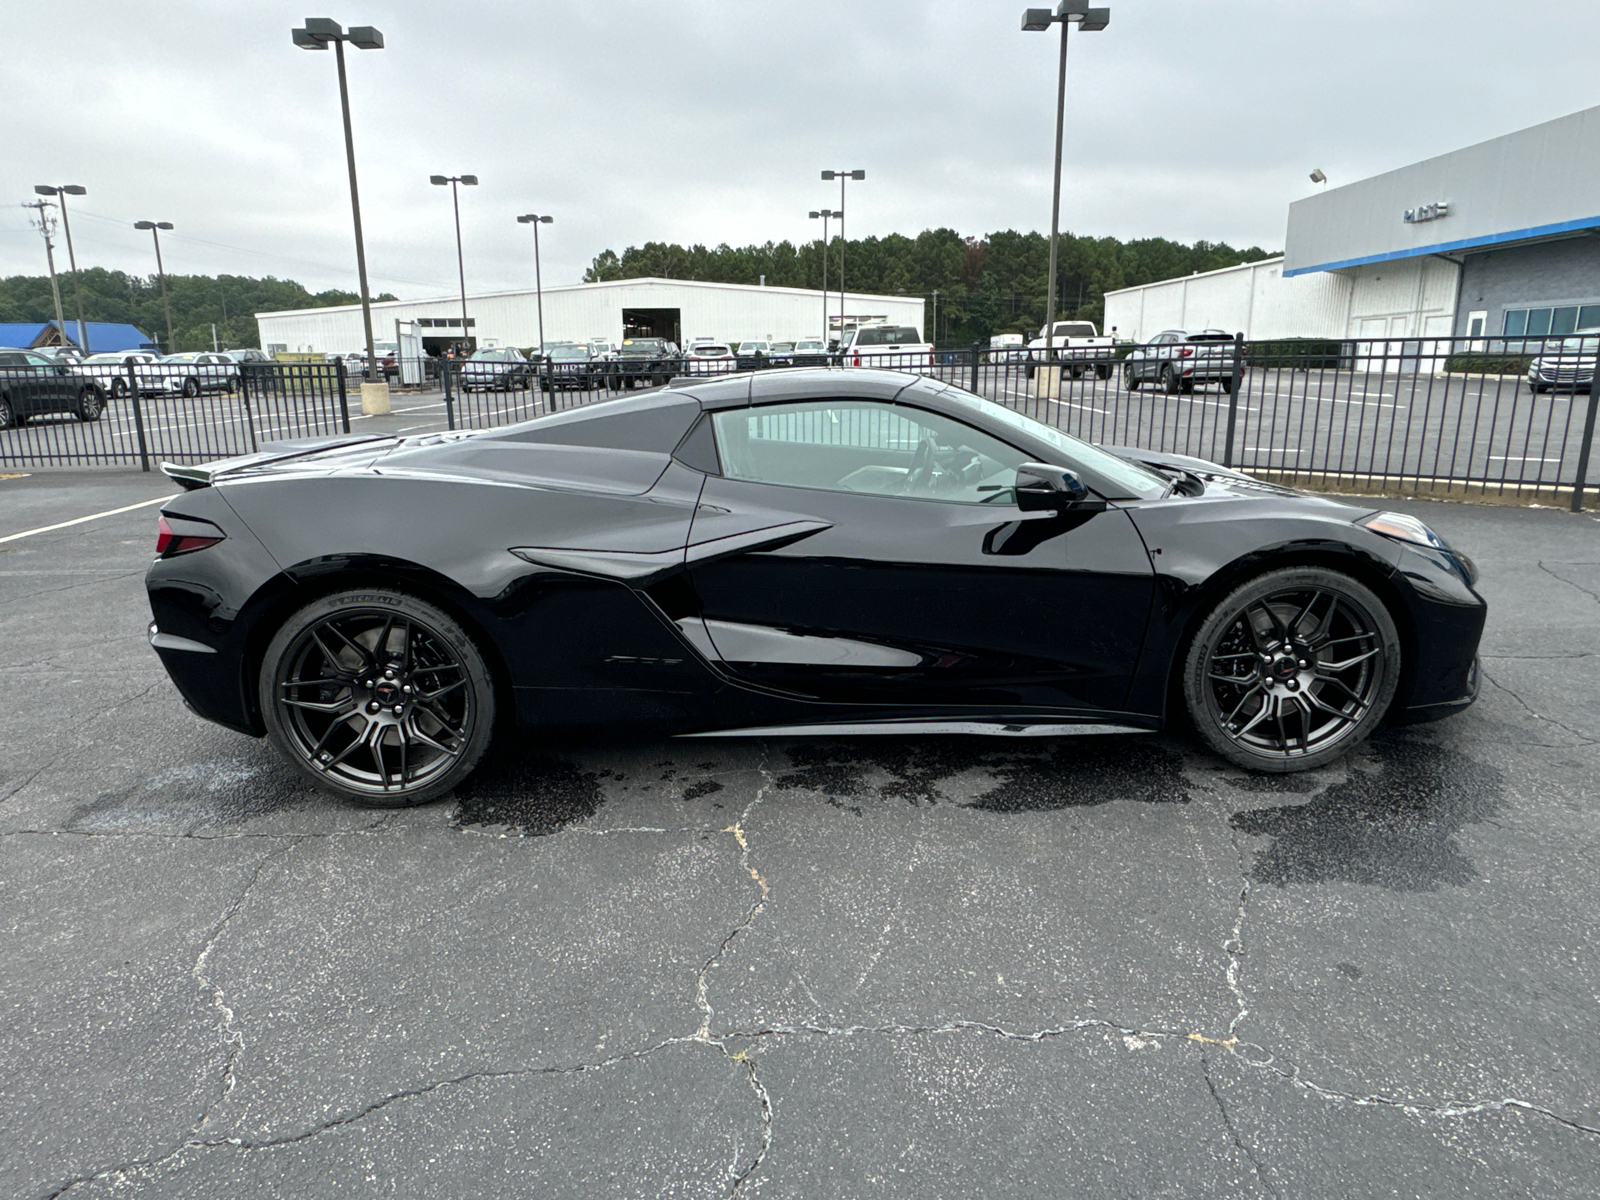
[2,469,1599,1198]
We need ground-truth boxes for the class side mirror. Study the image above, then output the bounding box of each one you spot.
[1015,463,1104,513]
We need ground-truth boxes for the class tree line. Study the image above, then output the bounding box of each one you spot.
[0,269,396,353]
[586,229,1276,343]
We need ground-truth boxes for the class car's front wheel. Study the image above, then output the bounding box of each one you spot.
[0,393,14,429]
[76,386,105,422]
[260,589,496,807]
[181,377,200,398]
[1123,363,1140,391]
[1183,567,1400,773]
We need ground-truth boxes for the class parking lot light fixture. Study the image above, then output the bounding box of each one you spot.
[516,213,553,356]
[34,184,89,354]
[433,175,478,355]
[809,209,838,337]
[1019,2,1109,362]
[293,17,384,378]
[820,171,865,346]
[134,221,175,353]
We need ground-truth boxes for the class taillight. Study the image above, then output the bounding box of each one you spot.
[156,513,225,556]
[1177,347,1194,358]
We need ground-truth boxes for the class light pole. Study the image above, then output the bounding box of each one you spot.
[33,185,88,353]
[293,18,384,378]
[808,209,836,339]
[1020,3,1108,364]
[516,213,553,355]
[134,221,175,353]
[431,175,479,354]
[820,170,864,346]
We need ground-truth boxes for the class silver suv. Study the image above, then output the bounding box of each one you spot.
[1122,329,1238,394]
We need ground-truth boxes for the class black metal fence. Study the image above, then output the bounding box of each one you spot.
[0,357,349,470]
[5,338,1598,511]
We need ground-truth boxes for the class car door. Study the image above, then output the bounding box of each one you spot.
[24,352,72,410]
[683,397,1156,713]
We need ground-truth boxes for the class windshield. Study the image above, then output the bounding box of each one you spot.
[738,342,770,353]
[693,345,730,356]
[549,346,589,361]
[1556,335,1600,352]
[161,354,200,363]
[770,343,795,353]
[940,389,1169,499]
[853,326,923,347]
[1050,322,1098,338]
[795,340,824,351]
[1186,332,1233,343]
[470,349,513,361]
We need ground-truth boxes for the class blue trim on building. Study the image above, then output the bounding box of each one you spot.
[1283,215,1600,276]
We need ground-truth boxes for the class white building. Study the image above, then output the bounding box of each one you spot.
[1107,103,1600,344]
[255,277,924,357]
[1103,254,1458,345]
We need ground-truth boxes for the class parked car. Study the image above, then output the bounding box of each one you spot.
[145,368,1486,806]
[1121,329,1238,394]
[790,338,831,367]
[140,353,241,398]
[34,346,85,366]
[540,344,601,391]
[768,341,797,366]
[0,348,106,427]
[735,340,773,369]
[224,349,272,364]
[588,340,617,360]
[79,351,163,397]
[1025,321,1116,379]
[686,343,736,374]
[610,338,677,388]
[989,333,1028,364]
[840,324,934,367]
[459,347,535,392]
[1527,330,1600,393]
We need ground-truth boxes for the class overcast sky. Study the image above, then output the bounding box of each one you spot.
[4,1,1595,302]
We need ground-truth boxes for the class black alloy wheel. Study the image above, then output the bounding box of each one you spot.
[1123,363,1140,391]
[76,386,105,422]
[1183,567,1400,772]
[260,590,495,807]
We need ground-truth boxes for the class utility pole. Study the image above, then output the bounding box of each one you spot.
[22,201,68,337]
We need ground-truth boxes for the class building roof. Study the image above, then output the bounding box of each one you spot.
[0,321,156,351]
[1285,104,1600,276]
[254,276,920,320]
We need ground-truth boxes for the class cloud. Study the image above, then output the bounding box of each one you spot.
[4,0,1594,302]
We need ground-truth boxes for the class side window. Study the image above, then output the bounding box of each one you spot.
[711,400,1029,505]
[0,352,26,367]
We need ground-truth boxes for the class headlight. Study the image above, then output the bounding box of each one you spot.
[1358,511,1477,584]
[1358,511,1448,550]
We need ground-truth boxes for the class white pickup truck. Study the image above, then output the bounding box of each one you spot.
[840,324,933,367]
[1025,320,1117,380]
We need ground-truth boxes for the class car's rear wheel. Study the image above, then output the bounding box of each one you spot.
[76,386,105,422]
[1183,567,1400,773]
[0,394,14,429]
[1163,365,1181,394]
[181,377,200,398]
[110,378,129,398]
[1123,364,1140,391]
[1220,376,1234,395]
[260,589,495,807]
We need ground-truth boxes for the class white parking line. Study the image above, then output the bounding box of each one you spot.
[0,496,168,544]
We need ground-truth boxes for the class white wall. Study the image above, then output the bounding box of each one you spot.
[256,278,924,355]
[1103,256,1458,343]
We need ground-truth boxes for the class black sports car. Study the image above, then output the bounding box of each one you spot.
[146,368,1485,807]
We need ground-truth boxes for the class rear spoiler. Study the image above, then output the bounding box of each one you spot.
[160,435,396,490]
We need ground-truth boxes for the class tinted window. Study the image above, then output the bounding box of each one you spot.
[1051,322,1098,338]
[712,400,1028,504]
[0,352,26,366]
[852,327,922,347]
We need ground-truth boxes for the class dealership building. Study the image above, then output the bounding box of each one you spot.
[255,277,924,357]
[1105,103,1600,344]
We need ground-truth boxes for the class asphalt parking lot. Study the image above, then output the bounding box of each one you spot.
[2,468,1598,1198]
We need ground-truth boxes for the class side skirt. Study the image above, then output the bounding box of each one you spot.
[678,720,1154,739]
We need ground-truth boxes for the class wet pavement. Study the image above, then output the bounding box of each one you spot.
[1,470,1597,1198]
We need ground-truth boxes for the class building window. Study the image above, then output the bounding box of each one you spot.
[1503,304,1600,338]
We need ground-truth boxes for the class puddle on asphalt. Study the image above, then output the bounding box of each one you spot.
[776,736,1192,812]
[451,751,605,836]
[1229,731,1504,891]
[67,753,317,832]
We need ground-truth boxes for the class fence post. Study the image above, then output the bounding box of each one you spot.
[1223,331,1244,468]
[443,359,456,431]
[1572,384,1600,512]
[969,342,981,394]
[126,362,151,472]
[241,365,259,454]
[336,361,351,434]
